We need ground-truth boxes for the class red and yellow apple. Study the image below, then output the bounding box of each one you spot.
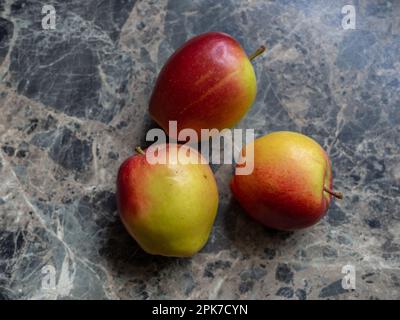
[230,131,342,230]
[116,144,219,257]
[149,32,264,139]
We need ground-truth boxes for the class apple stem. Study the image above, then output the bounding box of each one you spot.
[135,146,145,155]
[324,187,343,200]
[248,45,266,61]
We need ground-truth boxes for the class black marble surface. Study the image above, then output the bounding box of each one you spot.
[1,0,400,299]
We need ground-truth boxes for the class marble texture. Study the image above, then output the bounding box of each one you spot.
[0,0,400,300]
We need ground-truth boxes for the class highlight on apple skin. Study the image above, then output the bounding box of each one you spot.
[230,131,342,231]
[116,144,219,257]
[149,32,262,139]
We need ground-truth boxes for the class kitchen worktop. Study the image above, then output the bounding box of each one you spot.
[1,0,399,300]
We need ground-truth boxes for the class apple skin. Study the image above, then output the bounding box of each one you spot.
[116,144,219,257]
[149,32,257,138]
[231,131,335,231]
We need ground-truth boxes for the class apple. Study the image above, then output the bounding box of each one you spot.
[149,32,265,139]
[230,131,342,230]
[116,144,219,257]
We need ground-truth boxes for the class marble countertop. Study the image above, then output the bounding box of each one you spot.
[1,0,399,300]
